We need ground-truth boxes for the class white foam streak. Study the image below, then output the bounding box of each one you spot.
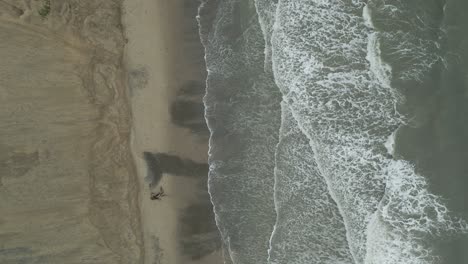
[269,1,467,264]
[365,160,468,264]
[366,32,392,89]
[384,129,397,156]
[201,0,468,263]
[362,4,374,28]
[267,102,354,264]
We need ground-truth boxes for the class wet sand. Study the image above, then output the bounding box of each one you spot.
[122,0,222,263]
[0,0,221,263]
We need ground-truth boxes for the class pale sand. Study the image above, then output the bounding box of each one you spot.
[0,0,217,263]
[0,1,142,263]
[122,0,222,263]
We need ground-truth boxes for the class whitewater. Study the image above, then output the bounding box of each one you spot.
[198,0,468,263]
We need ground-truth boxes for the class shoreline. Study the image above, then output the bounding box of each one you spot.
[122,0,222,263]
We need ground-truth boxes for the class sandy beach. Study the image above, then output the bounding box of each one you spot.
[122,0,222,263]
[0,1,142,263]
[0,0,220,263]
[6,0,468,263]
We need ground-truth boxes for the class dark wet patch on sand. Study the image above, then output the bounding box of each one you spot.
[127,66,149,96]
[0,146,40,186]
[178,202,221,260]
[170,80,209,137]
[143,151,164,188]
[143,150,221,260]
[143,152,208,187]
[143,151,208,188]
[150,235,164,264]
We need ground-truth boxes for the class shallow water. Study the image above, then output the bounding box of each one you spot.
[199,0,468,263]
[199,1,281,263]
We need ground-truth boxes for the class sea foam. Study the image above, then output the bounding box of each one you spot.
[269,0,467,263]
[267,102,354,264]
[199,0,468,263]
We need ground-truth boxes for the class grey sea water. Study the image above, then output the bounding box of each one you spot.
[198,0,468,263]
[199,1,281,263]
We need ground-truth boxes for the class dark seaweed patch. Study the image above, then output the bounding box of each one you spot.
[38,0,51,18]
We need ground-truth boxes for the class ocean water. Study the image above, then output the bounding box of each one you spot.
[198,0,468,263]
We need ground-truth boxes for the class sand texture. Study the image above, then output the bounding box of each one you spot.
[0,1,142,263]
[123,0,223,263]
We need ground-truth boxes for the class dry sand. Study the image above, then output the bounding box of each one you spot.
[123,0,222,264]
[0,0,220,263]
[0,0,142,263]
